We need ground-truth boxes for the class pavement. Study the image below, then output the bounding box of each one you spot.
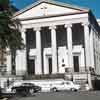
[3,91,100,100]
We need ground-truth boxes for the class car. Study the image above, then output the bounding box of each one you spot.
[0,86,4,94]
[39,84,52,92]
[11,83,41,96]
[50,81,80,92]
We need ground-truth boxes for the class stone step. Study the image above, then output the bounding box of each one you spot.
[23,74,65,80]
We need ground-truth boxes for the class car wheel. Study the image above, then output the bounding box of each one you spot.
[21,90,28,96]
[71,88,77,92]
[12,89,16,93]
[51,87,57,92]
[29,89,35,95]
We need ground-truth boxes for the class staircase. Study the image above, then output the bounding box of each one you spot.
[65,72,88,85]
[23,74,65,80]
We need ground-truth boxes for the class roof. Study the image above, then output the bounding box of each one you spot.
[13,0,89,17]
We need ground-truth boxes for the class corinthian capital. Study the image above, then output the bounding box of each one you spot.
[65,24,72,28]
[21,28,26,33]
[34,27,41,31]
[82,22,90,26]
[49,25,56,30]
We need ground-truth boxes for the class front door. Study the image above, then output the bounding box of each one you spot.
[28,59,35,75]
[73,56,79,72]
[48,57,52,74]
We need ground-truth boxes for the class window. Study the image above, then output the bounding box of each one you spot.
[66,82,70,85]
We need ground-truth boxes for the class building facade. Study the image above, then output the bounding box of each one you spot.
[6,0,100,88]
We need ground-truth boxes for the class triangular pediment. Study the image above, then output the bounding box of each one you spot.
[14,0,89,19]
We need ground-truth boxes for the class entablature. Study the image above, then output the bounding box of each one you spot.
[21,13,89,29]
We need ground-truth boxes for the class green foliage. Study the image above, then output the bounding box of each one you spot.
[0,0,23,50]
[0,0,24,72]
[0,0,10,11]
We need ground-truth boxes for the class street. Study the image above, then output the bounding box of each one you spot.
[8,91,100,100]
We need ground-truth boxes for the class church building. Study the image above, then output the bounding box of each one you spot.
[6,0,100,88]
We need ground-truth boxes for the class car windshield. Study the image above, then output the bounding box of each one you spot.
[60,82,64,85]
[66,82,71,85]
[21,83,34,86]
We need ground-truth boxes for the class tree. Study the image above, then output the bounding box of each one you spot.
[0,0,24,75]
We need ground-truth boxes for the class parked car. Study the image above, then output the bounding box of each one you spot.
[11,83,41,95]
[50,81,80,92]
[0,86,4,94]
[39,84,52,92]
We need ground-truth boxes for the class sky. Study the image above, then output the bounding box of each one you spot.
[11,0,100,19]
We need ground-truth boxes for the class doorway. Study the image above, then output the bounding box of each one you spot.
[48,57,52,74]
[28,59,35,75]
[73,56,79,72]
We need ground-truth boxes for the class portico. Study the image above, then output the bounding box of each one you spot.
[21,21,89,75]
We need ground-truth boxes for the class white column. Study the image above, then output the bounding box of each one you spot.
[90,27,94,68]
[17,28,27,75]
[34,27,42,75]
[6,48,11,75]
[82,22,90,71]
[22,29,27,74]
[43,51,49,74]
[22,28,26,45]
[65,24,73,71]
[49,26,58,74]
[83,23,93,89]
